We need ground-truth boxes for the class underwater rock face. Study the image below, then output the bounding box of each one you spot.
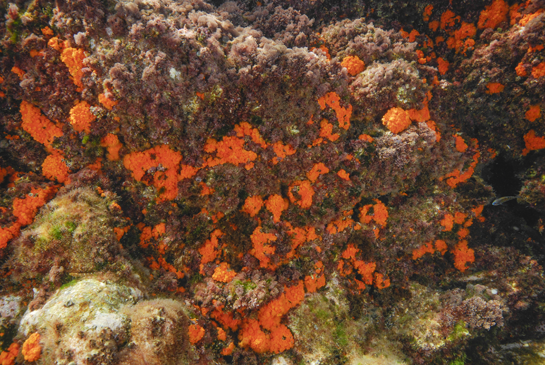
[1,0,545,364]
[18,279,142,364]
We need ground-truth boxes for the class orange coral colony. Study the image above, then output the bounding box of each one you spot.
[22,332,41,362]
[69,100,96,133]
[20,101,63,149]
[341,55,365,76]
[382,107,411,134]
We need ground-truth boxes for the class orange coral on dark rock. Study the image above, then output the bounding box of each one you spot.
[100,134,122,161]
[478,0,508,29]
[20,101,63,149]
[382,107,411,134]
[452,240,475,272]
[288,180,314,209]
[265,194,288,223]
[250,226,277,268]
[241,195,264,217]
[123,145,182,201]
[42,153,70,183]
[341,55,365,76]
[188,324,205,344]
[69,100,96,133]
[60,47,86,89]
[522,130,545,155]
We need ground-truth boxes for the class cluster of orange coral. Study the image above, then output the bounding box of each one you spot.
[382,107,411,134]
[250,226,277,268]
[522,130,545,155]
[525,105,541,122]
[241,195,264,217]
[22,332,41,362]
[188,324,205,344]
[98,92,118,110]
[60,47,86,90]
[317,92,352,130]
[341,55,365,76]
[123,144,183,201]
[412,240,447,260]
[100,133,123,161]
[20,101,63,149]
[42,153,69,183]
[288,180,314,209]
[239,281,305,353]
[204,136,257,168]
[478,0,508,29]
[0,343,19,365]
[212,262,237,283]
[69,100,96,133]
[198,229,223,264]
[265,194,289,223]
[306,162,329,182]
[359,199,389,227]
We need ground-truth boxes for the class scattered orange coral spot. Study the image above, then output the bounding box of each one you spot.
[437,57,449,75]
[60,47,86,89]
[522,130,545,155]
[41,26,53,37]
[288,180,314,209]
[113,226,130,241]
[408,102,430,122]
[204,136,257,167]
[374,272,390,289]
[478,0,509,29]
[452,240,475,272]
[486,82,504,94]
[179,164,198,180]
[200,182,214,196]
[341,55,365,76]
[426,120,441,142]
[42,153,69,183]
[423,5,433,22]
[435,239,448,255]
[234,122,268,148]
[188,324,205,344]
[306,162,329,183]
[239,319,269,353]
[516,62,527,77]
[11,66,25,79]
[305,274,326,293]
[123,145,183,201]
[458,228,470,239]
[337,169,350,181]
[272,141,296,164]
[317,92,352,130]
[242,195,264,217]
[429,20,440,32]
[221,342,235,355]
[382,107,411,134]
[440,10,460,30]
[440,213,454,231]
[98,93,118,110]
[22,332,41,362]
[455,135,468,152]
[265,194,288,223]
[199,229,223,264]
[353,260,376,284]
[318,119,340,142]
[100,134,122,161]
[531,62,545,78]
[519,9,544,26]
[0,342,20,365]
[358,134,374,142]
[250,226,277,268]
[69,100,96,133]
[12,187,56,227]
[217,327,227,341]
[0,224,21,250]
[213,262,237,283]
[412,241,435,260]
[20,101,63,148]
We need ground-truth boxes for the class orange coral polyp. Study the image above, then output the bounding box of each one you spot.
[318,92,352,130]
[341,55,365,76]
[265,194,289,223]
[525,105,541,122]
[69,100,96,133]
[123,145,183,201]
[100,134,122,161]
[307,163,329,182]
[188,324,205,344]
[20,101,63,148]
[204,136,257,167]
[242,195,264,217]
[22,332,41,362]
[288,180,314,209]
[452,240,475,272]
[60,47,86,89]
[478,0,508,29]
[42,153,70,183]
[250,226,277,268]
[199,229,223,264]
[212,262,237,283]
[382,107,411,134]
[522,130,545,155]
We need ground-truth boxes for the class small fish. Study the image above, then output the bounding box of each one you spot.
[492,196,520,206]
